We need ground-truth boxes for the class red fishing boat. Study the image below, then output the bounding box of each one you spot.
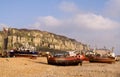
[86,48,116,63]
[47,51,82,65]
[89,56,115,63]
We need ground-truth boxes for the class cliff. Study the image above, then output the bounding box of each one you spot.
[0,28,89,52]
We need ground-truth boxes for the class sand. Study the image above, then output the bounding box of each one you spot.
[0,57,120,77]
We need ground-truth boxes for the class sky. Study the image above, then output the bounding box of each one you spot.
[0,0,120,54]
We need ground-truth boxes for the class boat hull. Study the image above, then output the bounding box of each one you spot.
[47,57,82,65]
[89,57,115,63]
[9,51,38,59]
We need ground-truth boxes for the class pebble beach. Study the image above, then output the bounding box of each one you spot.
[0,57,120,77]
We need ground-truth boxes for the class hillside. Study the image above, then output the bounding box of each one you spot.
[0,28,89,52]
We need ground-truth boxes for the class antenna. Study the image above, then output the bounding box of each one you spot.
[111,47,114,52]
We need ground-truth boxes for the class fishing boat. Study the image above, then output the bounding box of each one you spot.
[89,56,115,63]
[86,48,116,63]
[9,49,38,59]
[47,51,82,65]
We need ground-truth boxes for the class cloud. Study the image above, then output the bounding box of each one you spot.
[73,13,119,30]
[32,22,41,28]
[31,13,119,31]
[59,1,79,13]
[104,0,120,18]
[31,16,61,29]
[38,16,61,26]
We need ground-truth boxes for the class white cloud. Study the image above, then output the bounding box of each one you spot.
[59,1,79,13]
[32,22,41,28]
[38,16,61,26]
[104,0,120,18]
[31,13,119,31]
[73,13,119,30]
[32,16,61,28]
